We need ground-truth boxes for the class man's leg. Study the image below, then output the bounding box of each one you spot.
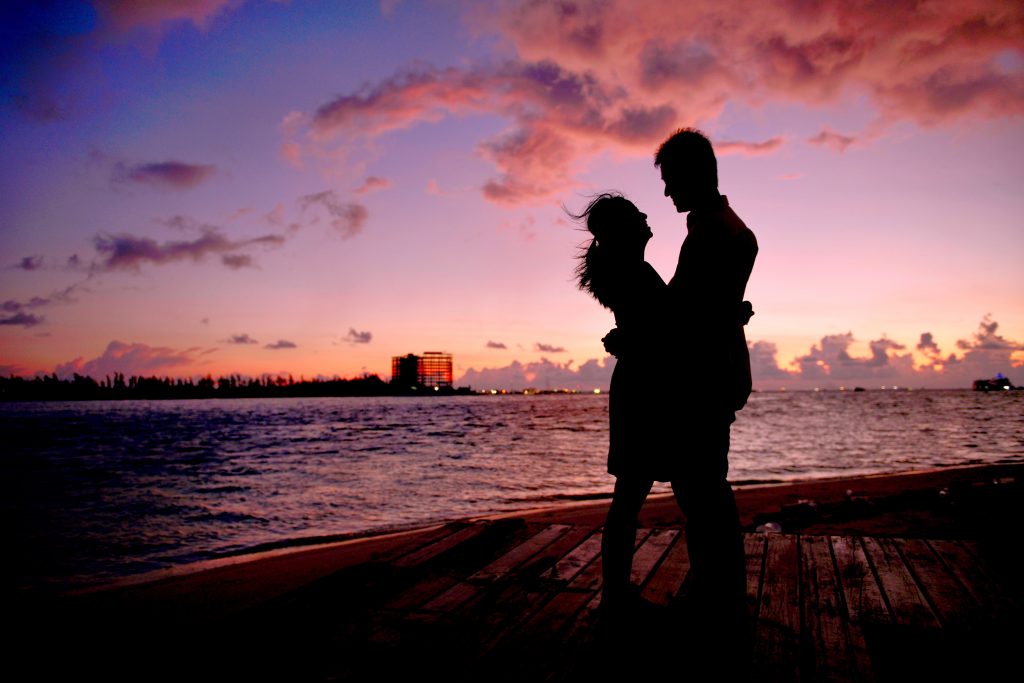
[601,475,653,611]
[670,415,745,619]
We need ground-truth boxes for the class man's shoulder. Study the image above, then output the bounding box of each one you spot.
[722,205,757,250]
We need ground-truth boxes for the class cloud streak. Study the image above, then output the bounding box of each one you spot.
[92,228,284,272]
[535,342,566,353]
[113,161,216,189]
[265,339,297,350]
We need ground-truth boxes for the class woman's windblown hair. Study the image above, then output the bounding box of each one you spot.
[570,192,631,310]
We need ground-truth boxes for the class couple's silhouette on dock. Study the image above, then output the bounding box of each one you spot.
[574,127,758,669]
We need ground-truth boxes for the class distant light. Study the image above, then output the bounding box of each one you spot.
[490,389,497,394]
[434,386,439,391]
[1005,386,1011,391]
[593,388,601,394]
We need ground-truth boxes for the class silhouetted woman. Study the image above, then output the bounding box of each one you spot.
[574,193,673,614]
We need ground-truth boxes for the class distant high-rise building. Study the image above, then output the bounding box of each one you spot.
[390,351,453,389]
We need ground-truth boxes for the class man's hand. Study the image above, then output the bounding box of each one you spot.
[738,300,754,325]
[602,327,627,358]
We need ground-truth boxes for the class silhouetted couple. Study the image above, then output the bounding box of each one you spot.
[575,128,757,664]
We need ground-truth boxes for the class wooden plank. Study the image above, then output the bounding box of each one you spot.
[927,539,1014,620]
[542,533,603,584]
[896,538,977,627]
[800,535,872,682]
[862,537,940,628]
[744,534,766,618]
[469,524,572,581]
[452,526,599,647]
[392,523,489,568]
[640,532,690,606]
[629,528,680,587]
[832,536,889,625]
[384,522,530,611]
[419,578,480,614]
[751,534,801,682]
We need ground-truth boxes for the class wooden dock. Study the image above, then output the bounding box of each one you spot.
[178,518,1018,682]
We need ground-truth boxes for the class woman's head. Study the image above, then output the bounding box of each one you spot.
[571,193,651,309]
[577,194,651,247]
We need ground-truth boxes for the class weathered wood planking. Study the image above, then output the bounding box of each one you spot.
[831,536,890,625]
[744,534,766,617]
[393,522,490,568]
[928,539,1016,621]
[800,535,873,682]
[640,532,690,606]
[294,521,1019,682]
[469,524,572,582]
[895,538,977,627]
[628,528,679,587]
[862,537,940,629]
[542,532,603,584]
[752,534,801,682]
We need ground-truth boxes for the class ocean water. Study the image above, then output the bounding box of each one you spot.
[4,390,1022,592]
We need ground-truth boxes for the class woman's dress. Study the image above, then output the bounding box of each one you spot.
[606,260,673,481]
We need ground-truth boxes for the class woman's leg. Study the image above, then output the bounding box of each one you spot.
[601,475,653,610]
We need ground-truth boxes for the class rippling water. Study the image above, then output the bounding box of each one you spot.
[4,390,1022,591]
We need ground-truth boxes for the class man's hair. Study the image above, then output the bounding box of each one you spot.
[654,127,717,188]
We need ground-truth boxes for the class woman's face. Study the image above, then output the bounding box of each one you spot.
[620,202,652,246]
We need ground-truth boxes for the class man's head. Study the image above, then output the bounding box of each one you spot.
[654,128,718,213]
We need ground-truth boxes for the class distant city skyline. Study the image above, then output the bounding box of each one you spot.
[2,1,1022,390]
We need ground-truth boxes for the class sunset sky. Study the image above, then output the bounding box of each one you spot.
[2,0,1022,390]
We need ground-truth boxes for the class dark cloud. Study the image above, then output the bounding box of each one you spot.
[486,340,508,349]
[265,340,297,350]
[3,283,82,316]
[345,328,372,344]
[535,342,567,353]
[917,332,939,353]
[13,255,44,271]
[750,316,1024,389]
[226,334,258,345]
[67,254,81,268]
[0,312,44,327]
[299,191,369,239]
[459,357,615,391]
[221,253,253,269]
[353,176,392,195]
[957,315,1023,351]
[55,340,196,380]
[92,228,284,272]
[113,161,216,189]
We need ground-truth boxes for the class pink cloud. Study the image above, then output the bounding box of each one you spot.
[458,357,615,391]
[808,128,857,152]
[353,176,392,195]
[55,340,197,380]
[717,137,785,156]
[286,1,1022,207]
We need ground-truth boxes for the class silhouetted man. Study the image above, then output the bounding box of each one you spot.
[657,127,757,640]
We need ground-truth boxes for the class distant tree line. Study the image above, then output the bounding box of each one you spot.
[0,372,433,401]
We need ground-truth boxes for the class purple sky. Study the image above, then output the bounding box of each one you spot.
[1,0,1022,390]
